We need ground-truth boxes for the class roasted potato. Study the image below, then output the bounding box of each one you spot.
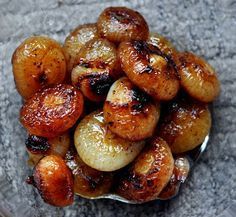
[116,137,174,202]
[74,110,145,172]
[176,52,220,102]
[66,149,113,198]
[33,155,74,207]
[97,7,149,43]
[118,41,180,101]
[158,97,211,154]
[104,77,160,141]
[26,133,70,166]
[20,84,84,138]
[12,36,66,99]
[63,23,99,74]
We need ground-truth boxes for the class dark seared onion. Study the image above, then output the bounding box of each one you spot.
[97,7,149,43]
[20,84,84,138]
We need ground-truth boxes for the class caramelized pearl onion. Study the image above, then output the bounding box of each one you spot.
[71,66,113,102]
[158,98,211,154]
[63,23,99,74]
[33,155,74,207]
[176,52,220,102]
[66,149,113,198]
[20,84,84,138]
[71,38,122,101]
[97,7,149,43]
[116,137,174,202]
[104,77,160,141]
[118,41,180,101]
[76,38,120,76]
[12,36,66,99]
[26,133,70,166]
[74,110,145,172]
[158,156,190,199]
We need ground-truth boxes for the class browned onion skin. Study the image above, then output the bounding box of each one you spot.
[71,38,122,101]
[97,7,149,43]
[26,133,70,166]
[20,84,84,138]
[63,23,99,75]
[66,149,113,197]
[176,52,220,102]
[158,156,190,199]
[76,38,120,78]
[116,137,174,202]
[71,66,113,102]
[147,32,177,58]
[12,36,66,99]
[104,77,160,141]
[118,41,180,101]
[33,155,74,207]
[158,98,211,154]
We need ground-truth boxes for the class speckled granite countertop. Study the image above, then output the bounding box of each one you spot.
[0,0,235,216]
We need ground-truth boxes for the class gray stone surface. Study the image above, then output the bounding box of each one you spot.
[0,0,236,216]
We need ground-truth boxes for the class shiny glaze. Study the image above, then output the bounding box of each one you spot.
[97,7,149,43]
[65,149,113,197]
[33,155,74,207]
[74,110,145,172]
[20,84,84,138]
[158,156,190,199]
[147,32,177,58]
[176,52,220,102]
[12,36,66,99]
[77,38,119,75]
[118,41,180,101]
[158,98,211,153]
[63,23,99,74]
[26,132,70,166]
[104,77,160,141]
[116,137,174,202]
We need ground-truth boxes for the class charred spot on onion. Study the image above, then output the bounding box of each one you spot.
[131,87,150,113]
[25,135,50,155]
[88,74,113,96]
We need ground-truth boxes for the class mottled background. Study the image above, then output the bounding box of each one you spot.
[0,0,236,216]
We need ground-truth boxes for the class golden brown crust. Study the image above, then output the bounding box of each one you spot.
[103,77,160,141]
[97,7,149,43]
[33,155,74,207]
[20,84,84,138]
[118,41,180,101]
[116,137,174,202]
[65,149,113,197]
[176,52,220,102]
[63,23,99,75]
[12,36,66,99]
[158,97,211,153]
